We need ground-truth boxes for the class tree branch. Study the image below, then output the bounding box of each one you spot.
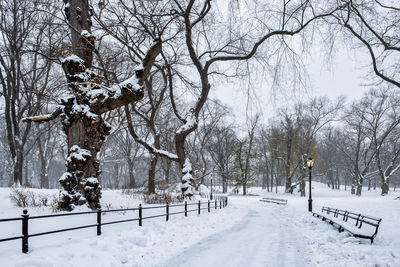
[22,107,63,123]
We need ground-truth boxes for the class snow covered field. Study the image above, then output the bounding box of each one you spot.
[0,184,399,267]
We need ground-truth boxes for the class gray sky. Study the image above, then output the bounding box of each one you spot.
[212,43,372,124]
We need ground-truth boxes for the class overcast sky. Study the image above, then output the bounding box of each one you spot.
[212,42,372,125]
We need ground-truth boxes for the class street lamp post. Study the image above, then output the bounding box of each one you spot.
[307,157,314,212]
[210,176,213,200]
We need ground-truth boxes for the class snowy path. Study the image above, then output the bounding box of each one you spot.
[1,187,399,266]
[164,198,307,267]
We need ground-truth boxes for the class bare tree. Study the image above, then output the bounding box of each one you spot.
[125,66,169,194]
[340,100,376,196]
[37,122,60,188]
[296,97,344,196]
[331,0,400,88]
[24,0,162,210]
[207,123,237,193]
[234,115,259,195]
[362,88,400,195]
[0,0,60,186]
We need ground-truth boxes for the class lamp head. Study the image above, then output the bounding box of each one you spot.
[306,157,314,169]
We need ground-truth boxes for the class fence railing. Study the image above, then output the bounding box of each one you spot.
[0,196,228,253]
[199,192,226,200]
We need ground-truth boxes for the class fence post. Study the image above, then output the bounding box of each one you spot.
[97,209,102,236]
[356,214,360,227]
[184,201,187,216]
[215,199,217,210]
[198,200,201,215]
[208,200,210,212]
[139,204,143,226]
[166,202,169,221]
[22,209,29,253]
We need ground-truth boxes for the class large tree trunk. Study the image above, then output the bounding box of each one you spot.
[175,133,187,169]
[285,166,292,192]
[38,139,49,188]
[270,161,275,192]
[351,174,356,195]
[148,155,158,194]
[381,179,389,195]
[127,158,136,188]
[148,134,161,194]
[39,158,49,189]
[300,168,306,196]
[59,117,109,210]
[24,160,29,186]
[53,0,161,210]
[262,175,267,190]
[222,171,228,193]
[300,179,306,196]
[335,171,340,190]
[356,174,363,196]
[13,151,24,186]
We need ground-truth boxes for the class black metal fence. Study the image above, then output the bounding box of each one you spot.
[0,197,228,253]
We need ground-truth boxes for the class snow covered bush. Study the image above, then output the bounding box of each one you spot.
[9,187,58,208]
[121,188,143,196]
[181,158,195,198]
[143,191,183,204]
[142,183,184,204]
[9,187,29,207]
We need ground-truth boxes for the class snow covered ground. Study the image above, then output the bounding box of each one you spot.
[0,184,399,267]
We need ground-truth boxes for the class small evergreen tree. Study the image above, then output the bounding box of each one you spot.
[181,158,195,198]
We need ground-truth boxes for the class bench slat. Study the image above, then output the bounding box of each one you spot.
[262,197,287,203]
[259,199,287,205]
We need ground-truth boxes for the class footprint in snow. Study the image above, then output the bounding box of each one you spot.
[114,253,128,264]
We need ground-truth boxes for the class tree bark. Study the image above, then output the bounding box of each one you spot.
[356,174,363,196]
[148,155,158,194]
[222,172,228,193]
[38,139,49,188]
[335,171,340,190]
[300,167,306,196]
[351,174,356,195]
[127,158,136,188]
[13,151,24,186]
[381,180,389,195]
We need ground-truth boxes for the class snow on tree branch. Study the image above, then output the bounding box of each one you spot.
[22,107,63,123]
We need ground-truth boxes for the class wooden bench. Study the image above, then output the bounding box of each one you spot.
[259,197,287,205]
[312,206,382,243]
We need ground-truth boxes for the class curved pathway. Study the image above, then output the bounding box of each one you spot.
[163,198,307,267]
